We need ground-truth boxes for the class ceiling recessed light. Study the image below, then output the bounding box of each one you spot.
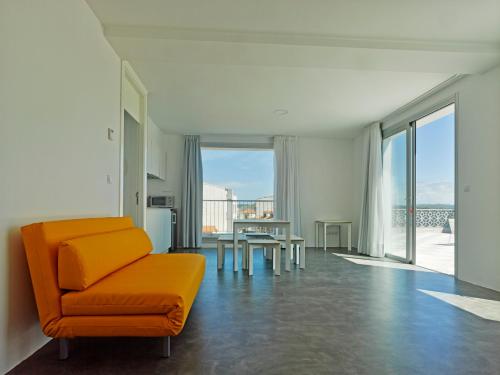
[273,109,288,116]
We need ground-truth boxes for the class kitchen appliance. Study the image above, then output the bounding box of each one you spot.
[147,195,174,208]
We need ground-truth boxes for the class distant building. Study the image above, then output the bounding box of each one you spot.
[255,195,274,219]
[202,183,238,234]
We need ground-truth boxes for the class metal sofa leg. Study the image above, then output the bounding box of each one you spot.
[59,338,69,360]
[161,336,171,358]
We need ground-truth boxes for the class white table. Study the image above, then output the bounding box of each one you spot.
[315,220,352,252]
[233,219,291,273]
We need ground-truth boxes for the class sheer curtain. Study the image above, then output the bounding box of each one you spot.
[273,136,301,236]
[181,135,203,248]
[358,123,384,257]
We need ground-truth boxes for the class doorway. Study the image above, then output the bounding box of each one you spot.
[383,102,456,275]
[414,104,455,274]
[120,61,147,228]
[123,111,140,226]
[383,129,409,261]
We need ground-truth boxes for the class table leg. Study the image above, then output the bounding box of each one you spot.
[274,244,281,276]
[233,224,238,272]
[338,225,341,248]
[315,222,318,248]
[222,244,225,265]
[242,241,248,270]
[323,223,327,252]
[300,240,306,269]
[248,245,254,276]
[285,224,291,272]
[348,223,352,252]
[217,241,223,270]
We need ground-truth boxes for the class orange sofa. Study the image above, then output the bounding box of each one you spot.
[21,217,205,359]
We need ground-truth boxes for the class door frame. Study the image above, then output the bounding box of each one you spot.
[382,94,458,276]
[119,61,148,229]
[381,124,413,264]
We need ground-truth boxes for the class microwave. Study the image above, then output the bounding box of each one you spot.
[148,195,174,208]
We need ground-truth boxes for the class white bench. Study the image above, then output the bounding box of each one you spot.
[246,239,281,276]
[273,234,306,269]
[217,234,247,270]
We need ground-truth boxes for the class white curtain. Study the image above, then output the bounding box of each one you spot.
[181,135,203,248]
[358,123,384,257]
[274,136,301,235]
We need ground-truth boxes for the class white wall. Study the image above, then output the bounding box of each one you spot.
[379,66,500,291]
[298,137,355,247]
[0,0,121,372]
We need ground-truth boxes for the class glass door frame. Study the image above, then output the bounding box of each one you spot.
[382,124,414,263]
[382,95,457,273]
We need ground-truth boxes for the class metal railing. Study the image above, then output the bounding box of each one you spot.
[203,200,274,236]
[392,208,455,229]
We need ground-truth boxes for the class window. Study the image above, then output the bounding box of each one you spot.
[201,148,274,236]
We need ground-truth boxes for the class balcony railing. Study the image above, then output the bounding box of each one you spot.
[392,208,455,230]
[203,200,274,236]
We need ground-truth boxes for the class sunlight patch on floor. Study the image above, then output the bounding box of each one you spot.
[333,253,434,272]
[418,289,500,322]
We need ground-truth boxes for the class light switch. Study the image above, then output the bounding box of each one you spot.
[107,175,112,184]
[464,185,471,192]
[107,128,115,141]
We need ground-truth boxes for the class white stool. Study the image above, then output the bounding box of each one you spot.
[247,239,281,276]
[217,234,247,270]
[273,234,306,269]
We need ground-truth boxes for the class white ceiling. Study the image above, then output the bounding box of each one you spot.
[86,0,500,137]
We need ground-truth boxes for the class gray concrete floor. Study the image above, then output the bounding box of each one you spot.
[9,248,500,375]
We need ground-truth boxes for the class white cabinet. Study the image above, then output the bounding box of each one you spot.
[147,117,166,180]
[146,208,172,253]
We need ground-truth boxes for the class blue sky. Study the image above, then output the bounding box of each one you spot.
[416,112,455,205]
[202,111,454,204]
[202,149,274,200]
[385,111,455,207]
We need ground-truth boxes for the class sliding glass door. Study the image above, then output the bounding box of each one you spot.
[382,102,455,274]
[414,104,455,274]
[382,128,411,261]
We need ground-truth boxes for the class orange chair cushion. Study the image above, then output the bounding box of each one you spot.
[58,227,152,290]
[61,253,206,334]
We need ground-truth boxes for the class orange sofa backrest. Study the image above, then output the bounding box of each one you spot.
[58,227,152,290]
[21,217,134,334]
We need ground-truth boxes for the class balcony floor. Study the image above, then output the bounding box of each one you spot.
[416,228,455,275]
[387,227,455,275]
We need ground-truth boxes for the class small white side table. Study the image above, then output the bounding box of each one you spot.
[315,220,352,252]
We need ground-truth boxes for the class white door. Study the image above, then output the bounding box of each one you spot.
[123,111,140,226]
